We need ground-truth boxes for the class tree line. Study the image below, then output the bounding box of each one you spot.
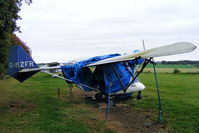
[161,60,199,65]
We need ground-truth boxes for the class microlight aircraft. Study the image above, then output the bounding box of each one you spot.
[7,42,196,122]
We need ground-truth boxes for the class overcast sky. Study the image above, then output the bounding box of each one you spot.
[16,0,198,63]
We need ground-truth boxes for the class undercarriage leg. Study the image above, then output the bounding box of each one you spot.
[137,91,143,100]
[95,93,103,101]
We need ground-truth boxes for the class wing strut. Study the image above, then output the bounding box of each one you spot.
[151,58,164,124]
[109,58,153,93]
[124,58,152,91]
[111,64,126,91]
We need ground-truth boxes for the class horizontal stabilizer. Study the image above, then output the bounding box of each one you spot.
[87,42,196,66]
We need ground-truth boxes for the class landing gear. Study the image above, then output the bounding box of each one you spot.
[137,91,143,100]
[95,93,103,101]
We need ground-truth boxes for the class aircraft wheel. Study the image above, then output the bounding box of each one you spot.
[95,93,103,101]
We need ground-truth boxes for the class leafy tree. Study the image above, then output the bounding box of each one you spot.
[11,34,31,56]
[0,0,32,79]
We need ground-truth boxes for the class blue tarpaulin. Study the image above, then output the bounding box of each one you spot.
[61,53,143,94]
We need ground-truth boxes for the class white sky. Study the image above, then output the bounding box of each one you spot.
[16,0,199,63]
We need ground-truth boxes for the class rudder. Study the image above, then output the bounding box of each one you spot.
[7,45,39,82]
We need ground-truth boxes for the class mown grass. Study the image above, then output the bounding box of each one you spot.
[0,73,114,133]
[146,64,197,68]
[143,64,199,73]
[129,73,199,133]
[143,68,199,73]
[0,72,199,133]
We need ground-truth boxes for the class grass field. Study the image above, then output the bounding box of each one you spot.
[133,73,199,133]
[0,72,199,133]
[0,74,114,133]
[143,64,199,73]
[147,64,197,68]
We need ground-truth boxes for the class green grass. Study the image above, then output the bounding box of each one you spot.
[0,73,114,133]
[0,73,199,133]
[143,64,199,73]
[130,73,199,133]
[147,64,197,68]
[143,68,199,73]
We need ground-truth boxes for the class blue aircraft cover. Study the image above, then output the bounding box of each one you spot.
[61,54,119,91]
[61,53,144,94]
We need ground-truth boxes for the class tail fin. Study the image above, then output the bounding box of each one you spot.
[7,45,39,82]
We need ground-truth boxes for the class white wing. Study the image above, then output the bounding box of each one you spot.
[87,42,196,67]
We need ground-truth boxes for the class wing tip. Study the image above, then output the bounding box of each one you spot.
[177,42,197,50]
